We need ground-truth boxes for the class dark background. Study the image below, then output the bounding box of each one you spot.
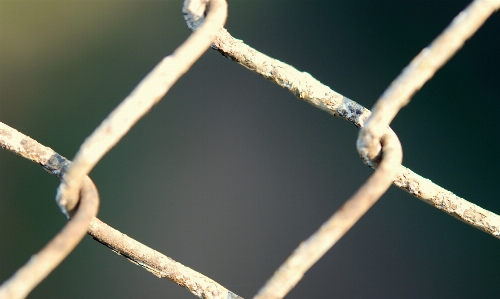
[1,1,500,298]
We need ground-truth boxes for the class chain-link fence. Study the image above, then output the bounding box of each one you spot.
[2,0,495,297]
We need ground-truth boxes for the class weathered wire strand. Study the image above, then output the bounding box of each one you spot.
[0,121,243,299]
[254,131,402,299]
[187,1,500,239]
[358,0,500,165]
[1,0,229,297]
[56,0,228,217]
[0,123,99,299]
[1,0,500,299]
[181,1,500,298]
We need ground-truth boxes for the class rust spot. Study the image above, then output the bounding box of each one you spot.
[0,128,12,138]
[463,208,486,223]
[406,179,421,197]
[432,193,457,211]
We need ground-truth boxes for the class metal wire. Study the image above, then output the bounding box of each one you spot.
[1,0,500,298]
[205,0,500,240]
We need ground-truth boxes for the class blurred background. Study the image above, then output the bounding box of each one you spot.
[1,1,500,298]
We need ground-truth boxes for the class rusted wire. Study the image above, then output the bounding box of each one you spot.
[56,0,228,217]
[1,0,500,299]
[187,0,500,239]
[87,218,243,299]
[358,0,500,166]
[1,0,229,297]
[0,178,98,299]
[183,1,500,298]
[0,126,79,298]
[0,121,243,299]
[253,132,403,299]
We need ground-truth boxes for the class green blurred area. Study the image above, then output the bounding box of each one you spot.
[1,1,500,298]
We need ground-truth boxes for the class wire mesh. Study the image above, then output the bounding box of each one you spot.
[0,0,500,299]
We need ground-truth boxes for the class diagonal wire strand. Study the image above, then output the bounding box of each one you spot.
[358,0,500,165]
[1,0,229,298]
[1,1,500,299]
[184,0,500,298]
[185,0,500,240]
[0,122,243,299]
[253,132,403,299]
[56,0,228,217]
[0,127,100,299]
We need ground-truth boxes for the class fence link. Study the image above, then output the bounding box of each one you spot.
[1,0,500,298]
